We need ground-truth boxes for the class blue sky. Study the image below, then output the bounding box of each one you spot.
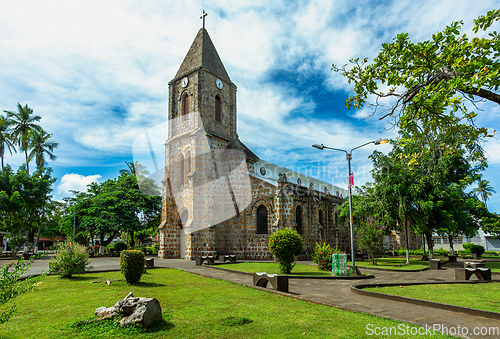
[0,0,499,212]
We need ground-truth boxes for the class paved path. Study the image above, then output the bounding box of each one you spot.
[13,256,500,338]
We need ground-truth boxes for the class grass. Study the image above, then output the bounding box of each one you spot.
[0,268,451,338]
[367,283,500,313]
[219,262,335,276]
[353,257,432,270]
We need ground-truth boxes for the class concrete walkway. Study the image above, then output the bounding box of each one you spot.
[16,256,500,338]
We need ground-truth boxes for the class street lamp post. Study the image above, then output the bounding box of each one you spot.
[313,138,388,269]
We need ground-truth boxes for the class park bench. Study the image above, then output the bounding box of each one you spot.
[218,254,237,263]
[145,258,154,268]
[195,255,216,266]
[455,267,491,281]
[429,259,441,269]
[463,261,486,269]
[252,272,289,293]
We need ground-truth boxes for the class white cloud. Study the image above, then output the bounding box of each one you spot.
[56,173,102,196]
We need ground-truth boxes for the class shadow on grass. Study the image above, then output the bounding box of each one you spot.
[69,316,175,336]
[58,275,102,281]
[132,282,167,287]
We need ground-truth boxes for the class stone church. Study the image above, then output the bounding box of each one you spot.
[158,27,360,260]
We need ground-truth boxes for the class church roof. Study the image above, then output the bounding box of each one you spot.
[224,139,260,162]
[174,28,231,83]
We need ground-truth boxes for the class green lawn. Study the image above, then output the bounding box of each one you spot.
[220,262,334,276]
[0,268,451,338]
[353,257,431,270]
[367,283,500,313]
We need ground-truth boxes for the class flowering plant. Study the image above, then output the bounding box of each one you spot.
[268,228,303,274]
[311,243,343,271]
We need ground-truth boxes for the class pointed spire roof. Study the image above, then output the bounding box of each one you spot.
[174,28,231,83]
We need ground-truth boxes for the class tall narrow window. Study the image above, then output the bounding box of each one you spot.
[180,210,189,228]
[185,151,191,177]
[256,205,268,234]
[215,95,222,122]
[179,154,185,185]
[182,93,189,118]
[296,205,303,235]
[319,209,325,239]
[319,210,324,228]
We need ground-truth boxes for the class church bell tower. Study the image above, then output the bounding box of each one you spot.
[159,26,241,259]
[168,27,238,142]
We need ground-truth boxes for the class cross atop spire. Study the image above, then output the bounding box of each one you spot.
[200,10,208,29]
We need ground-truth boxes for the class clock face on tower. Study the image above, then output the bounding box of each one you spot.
[181,77,189,88]
[216,79,223,90]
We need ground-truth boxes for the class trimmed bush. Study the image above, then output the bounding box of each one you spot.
[49,241,90,278]
[462,243,485,256]
[120,250,145,284]
[268,228,303,274]
[484,250,498,256]
[311,242,334,271]
[433,248,449,257]
[113,241,127,253]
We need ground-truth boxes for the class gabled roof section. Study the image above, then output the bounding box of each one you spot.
[224,139,260,163]
[174,28,231,83]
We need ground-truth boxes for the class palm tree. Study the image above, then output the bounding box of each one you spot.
[4,103,42,174]
[120,161,150,177]
[473,179,496,207]
[27,129,58,170]
[0,116,16,168]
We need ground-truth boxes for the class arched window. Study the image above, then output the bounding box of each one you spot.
[179,154,185,185]
[215,95,222,122]
[256,205,268,234]
[182,93,189,118]
[296,205,303,235]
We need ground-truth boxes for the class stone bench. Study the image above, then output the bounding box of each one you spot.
[253,272,289,293]
[218,254,237,263]
[455,267,491,281]
[464,261,486,269]
[429,259,441,269]
[195,255,216,266]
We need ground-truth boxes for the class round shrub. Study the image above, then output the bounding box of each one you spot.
[462,243,485,256]
[268,228,303,274]
[113,241,127,253]
[49,241,90,278]
[120,250,145,284]
[469,244,485,257]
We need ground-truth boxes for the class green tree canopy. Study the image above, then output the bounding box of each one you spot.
[0,165,55,243]
[334,9,500,146]
[61,170,161,249]
[367,127,486,258]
